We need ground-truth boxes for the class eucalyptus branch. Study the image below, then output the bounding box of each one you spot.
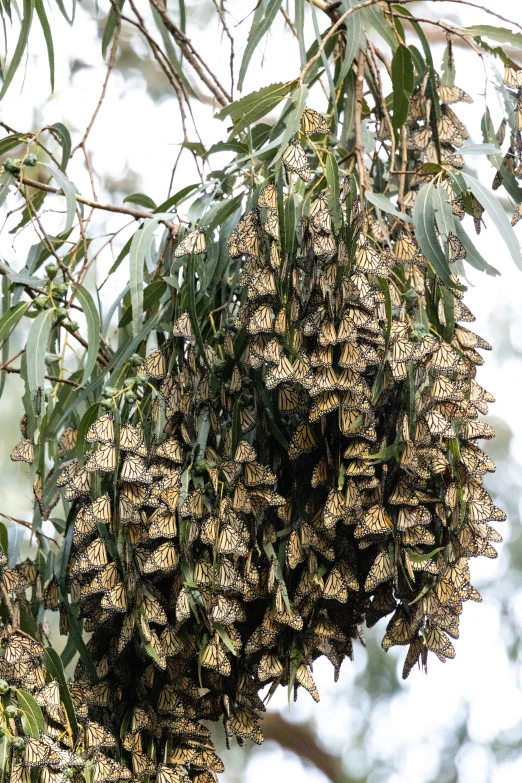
[147,0,232,106]
[16,175,179,227]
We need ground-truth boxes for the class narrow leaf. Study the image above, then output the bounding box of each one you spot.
[238,0,283,91]
[35,0,54,92]
[50,123,71,170]
[0,0,34,99]
[391,44,414,130]
[463,172,522,271]
[26,308,54,410]
[74,284,101,383]
[129,213,172,337]
[366,191,413,223]
[412,184,455,287]
[42,163,77,233]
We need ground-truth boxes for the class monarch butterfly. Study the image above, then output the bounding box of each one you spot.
[249,268,278,300]
[180,489,205,517]
[210,595,246,625]
[364,548,393,592]
[86,414,115,444]
[247,304,273,334]
[66,466,92,499]
[85,721,117,749]
[361,504,393,535]
[156,765,191,783]
[86,443,117,473]
[121,455,153,484]
[119,422,144,452]
[229,710,264,744]
[23,738,50,766]
[425,625,456,661]
[143,347,168,378]
[313,232,337,259]
[288,422,317,459]
[87,493,112,524]
[174,229,206,258]
[310,192,332,233]
[301,107,329,136]
[73,509,97,545]
[355,242,393,276]
[100,583,127,613]
[324,488,345,529]
[10,767,30,783]
[381,608,417,651]
[143,542,179,574]
[402,636,428,679]
[295,664,320,702]
[258,182,277,210]
[504,65,522,88]
[201,636,231,676]
[10,438,34,463]
[148,507,177,539]
[34,680,64,724]
[282,139,311,182]
[438,84,473,104]
[243,461,275,486]
[44,577,60,610]
[409,126,431,151]
[72,539,109,574]
[257,652,284,682]
[263,212,280,241]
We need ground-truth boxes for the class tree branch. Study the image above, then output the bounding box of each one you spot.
[16,175,178,227]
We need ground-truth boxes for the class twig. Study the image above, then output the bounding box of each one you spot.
[0,512,58,544]
[298,0,386,85]
[16,175,178,226]
[148,0,232,106]
[280,7,298,37]
[1,365,83,388]
[72,16,121,155]
[390,0,522,34]
[211,0,235,98]
[354,50,369,198]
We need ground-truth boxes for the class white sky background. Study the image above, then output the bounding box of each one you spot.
[1,1,522,781]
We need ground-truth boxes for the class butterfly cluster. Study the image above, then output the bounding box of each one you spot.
[5,101,504,779]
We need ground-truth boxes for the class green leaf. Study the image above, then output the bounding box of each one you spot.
[15,689,45,737]
[54,311,163,432]
[360,2,398,51]
[26,308,54,412]
[274,85,309,162]
[75,284,101,384]
[432,184,456,239]
[238,0,283,91]
[295,0,306,68]
[338,0,363,85]
[123,193,156,210]
[325,152,343,231]
[391,44,414,131]
[0,0,34,99]
[50,123,72,170]
[155,183,199,212]
[0,735,7,783]
[0,301,29,344]
[102,0,124,58]
[187,254,210,370]
[461,143,502,156]
[205,141,249,156]
[412,184,455,288]
[0,133,26,156]
[42,648,79,740]
[42,163,77,233]
[216,81,295,136]
[365,191,413,223]
[35,0,54,92]
[200,194,243,233]
[462,172,522,271]
[453,220,499,277]
[118,279,167,327]
[129,213,171,337]
[464,25,522,50]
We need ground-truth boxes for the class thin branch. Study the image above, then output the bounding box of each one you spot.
[1,365,84,388]
[354,50,369,198]
[148,0,232,106]
[298,0,386,85]
[391,0,522,34]
[16,175,178,226]
[72,17,121,155]
[211,0,235,98]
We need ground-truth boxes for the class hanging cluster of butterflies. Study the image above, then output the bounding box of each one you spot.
[500,65,522,227]
[4,99,504,780]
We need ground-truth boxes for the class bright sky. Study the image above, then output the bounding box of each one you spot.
[1,2,522,781]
